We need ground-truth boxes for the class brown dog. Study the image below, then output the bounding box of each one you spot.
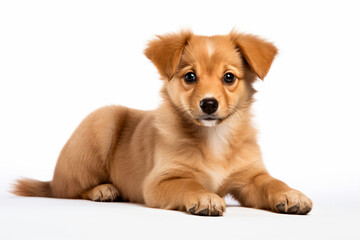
[13,30,312,216]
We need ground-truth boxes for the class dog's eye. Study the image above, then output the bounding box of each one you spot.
[223,73,236,84]
[184,72,197,83]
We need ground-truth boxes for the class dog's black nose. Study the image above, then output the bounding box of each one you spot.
[200,98,218,114]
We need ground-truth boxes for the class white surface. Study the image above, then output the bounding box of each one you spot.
[1,0,360,239]
[0,190,359,240]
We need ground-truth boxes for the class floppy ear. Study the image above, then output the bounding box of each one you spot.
[144,31,192,80]
[230,32,278,80]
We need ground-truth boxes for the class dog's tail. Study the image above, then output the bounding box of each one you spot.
[12,178,52,197]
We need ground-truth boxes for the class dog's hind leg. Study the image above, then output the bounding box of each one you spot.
[49,106,127,199]
[81,183,120,202]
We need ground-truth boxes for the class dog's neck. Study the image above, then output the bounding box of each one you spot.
[201,120,234,158]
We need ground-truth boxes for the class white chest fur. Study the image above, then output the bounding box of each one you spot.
[201,122,233,192]
[205,121,232,159]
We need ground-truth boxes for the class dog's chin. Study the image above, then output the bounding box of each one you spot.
[200,119,219,127]
[194,116,224,127]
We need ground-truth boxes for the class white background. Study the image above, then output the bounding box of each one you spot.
[1,0,359,239]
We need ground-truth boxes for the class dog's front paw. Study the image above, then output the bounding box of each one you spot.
[271,189,312,214]
[186,192,226,216]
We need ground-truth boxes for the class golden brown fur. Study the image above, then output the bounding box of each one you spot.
[13,30,312,216]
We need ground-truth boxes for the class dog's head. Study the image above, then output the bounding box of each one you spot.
[145,30,277,127]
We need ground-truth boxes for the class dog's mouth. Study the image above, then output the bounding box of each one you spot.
[199,116,220,121]
[184,108,234,127]
[195,115,224,127]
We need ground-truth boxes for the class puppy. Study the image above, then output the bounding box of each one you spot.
[13,30,312,216]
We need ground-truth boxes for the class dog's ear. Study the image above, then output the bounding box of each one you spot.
[144,31,192,80]
[230,32,277,80]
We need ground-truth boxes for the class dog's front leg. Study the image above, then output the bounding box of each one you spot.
[225,168,312,214]
[143,170,226,216]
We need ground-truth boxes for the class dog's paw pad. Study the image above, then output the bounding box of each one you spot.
[298,205,312,215]
[276,202,286,213]
[288,205,300,213]
[188,206,196,214]
[273,190,312,215]
[186,192,225,216]
[188,206,222,216]
[198,208,209,216]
